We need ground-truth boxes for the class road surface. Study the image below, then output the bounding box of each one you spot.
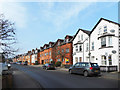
[12,64,118,88]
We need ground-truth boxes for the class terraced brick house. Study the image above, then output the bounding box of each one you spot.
[52,35,73,65]
[39,42,55,64]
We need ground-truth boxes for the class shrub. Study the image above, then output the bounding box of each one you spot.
[34,61,39,65]
[55,61,61,67]
[50,61,55,65]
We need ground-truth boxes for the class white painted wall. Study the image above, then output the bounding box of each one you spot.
[73,30,90,65]
[73,19,119,71]
[90,19,119,67]
[31,54,37,63]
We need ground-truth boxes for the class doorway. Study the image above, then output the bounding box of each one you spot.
[79,57,82,62]
[42,60,44,64]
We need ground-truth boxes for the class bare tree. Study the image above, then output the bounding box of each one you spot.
[0,14,18,58]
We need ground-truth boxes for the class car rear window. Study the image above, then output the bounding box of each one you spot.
[91,63,98,67]
[80,63,89,67]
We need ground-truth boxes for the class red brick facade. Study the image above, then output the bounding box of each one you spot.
[13,35,73,66]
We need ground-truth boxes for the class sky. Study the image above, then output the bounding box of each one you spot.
[0,0,119,55]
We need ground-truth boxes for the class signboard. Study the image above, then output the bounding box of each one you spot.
[110,29,115,33]
[65,58,69,63]
[112,50,116,54]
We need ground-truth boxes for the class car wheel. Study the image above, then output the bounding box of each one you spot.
[69,70,73,74]
[46,67,48,70]
[84,71,88,77]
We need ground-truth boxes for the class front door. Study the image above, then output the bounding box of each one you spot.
[42,60,44,64]
[79,57,82,62]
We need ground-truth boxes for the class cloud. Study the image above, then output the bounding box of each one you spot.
[0,2,27,28]
[37,2,93,31]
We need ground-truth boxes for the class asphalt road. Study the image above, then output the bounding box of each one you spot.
[12,64,118,88]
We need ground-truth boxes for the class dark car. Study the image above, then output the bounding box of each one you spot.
[23,61,28,65]
[69,62,101,77]
[42,63,55,70]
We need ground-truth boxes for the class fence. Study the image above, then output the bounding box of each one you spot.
[100,66,117,72]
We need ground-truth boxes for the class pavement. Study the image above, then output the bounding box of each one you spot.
[29,64,120,80]
[0,75,2,89]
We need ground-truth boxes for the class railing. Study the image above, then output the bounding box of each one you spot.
[100,66,117,72]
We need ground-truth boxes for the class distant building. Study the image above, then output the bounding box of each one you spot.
[39,42,55,64]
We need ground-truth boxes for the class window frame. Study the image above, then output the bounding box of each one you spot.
[66,48,69,53]
[104,25,107,33]
[101,37,106,47]
[92,42,94,50]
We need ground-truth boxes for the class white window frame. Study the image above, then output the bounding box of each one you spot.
[108,36,112,46]
[101,37,106,47]
[86,43,89,51]
[79,44,82,51]
[76,45,78,52]
[104,25,107,33]
[92,42,94,50]
[81,34,83,40]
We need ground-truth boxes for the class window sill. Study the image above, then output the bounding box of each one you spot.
[99,46,113,49]
[76,51,83,53]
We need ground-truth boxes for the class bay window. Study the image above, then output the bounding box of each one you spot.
[108,36,112,46]
[79,44,82,51]
[101,37,106,47]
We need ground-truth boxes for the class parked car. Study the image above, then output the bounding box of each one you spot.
[69,62,101,77]
[22,61,28,65]
[42,63,55,70]
[16,62,20,65]
[16,62,22,65]
[13,62,16,64]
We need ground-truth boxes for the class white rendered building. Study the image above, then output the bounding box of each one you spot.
[73,18,119,71]
[72,29,90,65]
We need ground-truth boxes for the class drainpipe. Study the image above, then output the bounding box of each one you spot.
[89,35,91,62]
[83,43,84,62]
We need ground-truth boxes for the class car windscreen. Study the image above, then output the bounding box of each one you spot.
[90,63,99,67]
[49,64,54,66]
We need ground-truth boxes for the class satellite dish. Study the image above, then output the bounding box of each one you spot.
[112,50,116,54]
[110,29,115,33]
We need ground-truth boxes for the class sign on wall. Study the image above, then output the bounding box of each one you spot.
[112,50,116,54]
[65,58,69,63]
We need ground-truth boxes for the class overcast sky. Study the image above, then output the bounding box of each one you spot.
[0,0,118,55]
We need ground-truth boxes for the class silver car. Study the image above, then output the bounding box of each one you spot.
[69,62,101,77]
